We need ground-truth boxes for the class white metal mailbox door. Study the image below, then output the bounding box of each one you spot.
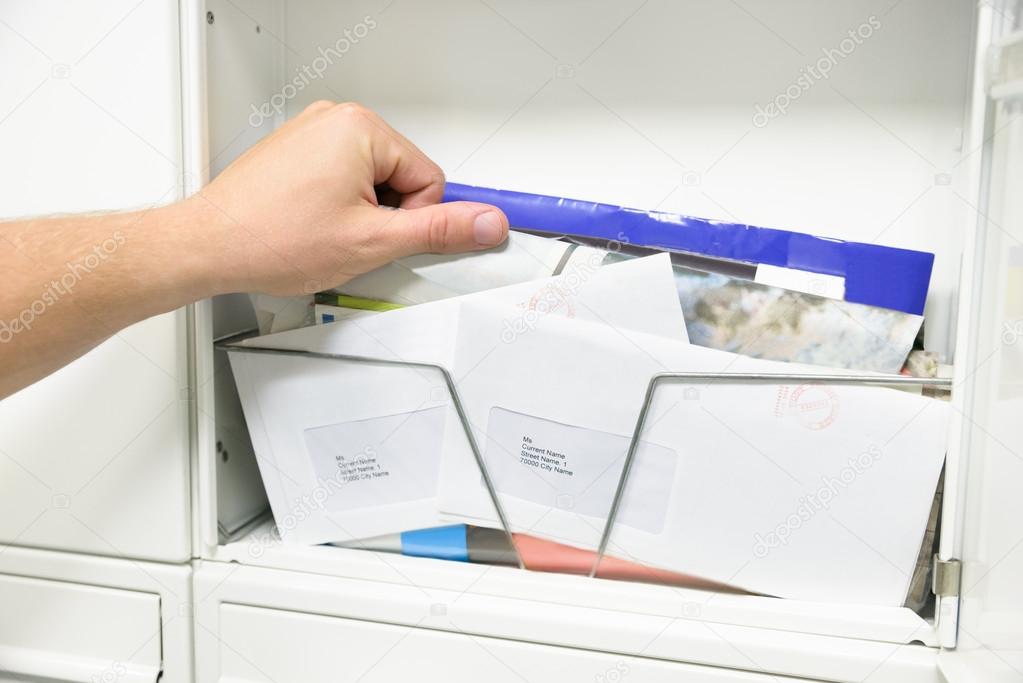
[0,1,191,562]
[939,13,1023,683]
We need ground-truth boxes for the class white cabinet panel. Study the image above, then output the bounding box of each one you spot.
[0,0,191,562]
[194,562,941,683]
[0,545,194,683]
[0,1,183,214]
[207,603,805,683]
[0,573,160,682]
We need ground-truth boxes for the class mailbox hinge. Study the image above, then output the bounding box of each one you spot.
[933,555,962,598]
[932,556,962,648]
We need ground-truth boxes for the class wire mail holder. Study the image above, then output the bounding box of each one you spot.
[221,341,527,570]
[588,371,953,579]
[221,341,952,583]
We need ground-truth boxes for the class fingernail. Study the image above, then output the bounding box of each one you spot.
[473,211,505,246]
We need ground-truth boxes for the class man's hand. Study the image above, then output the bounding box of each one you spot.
[194,101,508,296]
[0,102,508,396]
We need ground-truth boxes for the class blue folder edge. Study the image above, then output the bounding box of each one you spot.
[442,182,933,316]
[400,524,469,562]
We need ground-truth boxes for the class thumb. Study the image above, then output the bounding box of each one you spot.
[371,201,509,261]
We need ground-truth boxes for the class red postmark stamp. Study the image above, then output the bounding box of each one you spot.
[526,282,576,319]
[774,384,839,430]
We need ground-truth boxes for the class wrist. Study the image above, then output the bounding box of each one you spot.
[164,193,236,299]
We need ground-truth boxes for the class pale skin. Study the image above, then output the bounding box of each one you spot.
[0,101,509,398]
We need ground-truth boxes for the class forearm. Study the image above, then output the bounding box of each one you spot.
[0,199,215,397]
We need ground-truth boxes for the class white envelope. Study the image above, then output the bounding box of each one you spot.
[436,303,949,606]
[228,254,687,545]
[342,230,607,305]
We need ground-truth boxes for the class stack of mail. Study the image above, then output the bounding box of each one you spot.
[228,256,684,541]
[228,253,949,606]
[333,523,746,593]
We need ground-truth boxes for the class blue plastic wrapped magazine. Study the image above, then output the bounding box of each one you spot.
[443,183,934,317]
